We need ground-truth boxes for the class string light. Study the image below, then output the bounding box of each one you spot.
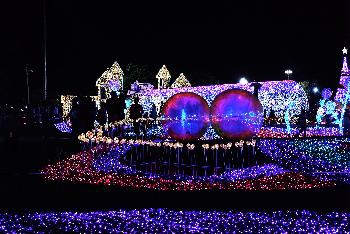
[259,138,350,184]
[0,209,348,233]
[156,65,171,89]
[96,61,124,104]
[171,73,191,88]
[41,141,335,191]
[54,121,72,133]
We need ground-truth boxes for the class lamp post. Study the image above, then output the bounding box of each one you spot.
[284,69,293,80]
[25,65,33,105]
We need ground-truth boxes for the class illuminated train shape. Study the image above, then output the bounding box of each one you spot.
[161,89,264,140]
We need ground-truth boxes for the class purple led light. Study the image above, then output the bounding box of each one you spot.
[0,209,348,233]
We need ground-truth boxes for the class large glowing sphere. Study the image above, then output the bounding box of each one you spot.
[161,92,210,141]
[210,89,263,139]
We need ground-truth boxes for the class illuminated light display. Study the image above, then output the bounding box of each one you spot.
[161,92,210,141]
[210,89,263,139]
[257,126,342,138]
[258,80,308,123]
[141,80,308,124]
[54,121,72,133]
[60,95,75,118]
[156,65,171,89]
[96,61,124,104]
[42,142,335,191]
[0,209,349,233]
[171,73,191,88]
[60,95,99,118]
[259,138,350,184]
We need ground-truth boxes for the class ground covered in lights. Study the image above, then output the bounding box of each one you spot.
[40,137,350,191]
[0,209,348,233]
[259,137,350,184]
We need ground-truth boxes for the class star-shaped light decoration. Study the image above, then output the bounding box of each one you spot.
[342,47,348,54]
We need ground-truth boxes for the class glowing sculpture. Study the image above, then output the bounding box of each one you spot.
[96,61,124,106]
[171,73,191,88]
[210,89,263,139]
[156,65,171,89]
[317,48,350,133]
[161,92,210,140]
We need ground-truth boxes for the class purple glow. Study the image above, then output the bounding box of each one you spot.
[211,89,263,139]
[161,92,210,140]
[54,121,72,133]
[0,209,348,233]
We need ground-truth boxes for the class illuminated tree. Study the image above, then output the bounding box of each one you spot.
[171,73,191,88]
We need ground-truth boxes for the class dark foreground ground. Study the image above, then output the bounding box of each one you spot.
[0,126,349,213]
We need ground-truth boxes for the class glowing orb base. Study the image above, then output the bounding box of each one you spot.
[161,92,210,141]
[211,89,263,139]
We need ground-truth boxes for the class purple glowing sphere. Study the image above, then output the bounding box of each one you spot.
[161,92,210,141]
[210,89,263,139]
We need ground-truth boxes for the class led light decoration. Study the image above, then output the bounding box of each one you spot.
[0,210,349,233]
[156,65,171,89]
[60,95,99,118]
[54,121,72,133]
[257,126,342,138]
[60,95,75,118]
[210,89,264,139]
[259,138,350,184]
[96,61,124,104]
[335,48,350,103]
[140,80,308,131]
[171,73,191,88]
[161,92,210,140]
[42,140,335,191]
[317,49,350,133]
[258,80,309,124]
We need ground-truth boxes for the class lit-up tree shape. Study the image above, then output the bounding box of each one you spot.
[335,47,349,104]
[316,48,350,133]
[96,61,124,106]
[156,65,171,89]
[171,73,191,88]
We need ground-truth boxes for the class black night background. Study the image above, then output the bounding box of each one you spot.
[0,1,349,103]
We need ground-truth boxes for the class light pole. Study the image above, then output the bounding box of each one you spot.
[25,65,33,105]
[284,69,293,80]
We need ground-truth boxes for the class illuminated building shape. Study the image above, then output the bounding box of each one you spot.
[96,61,124,106]
[156,65,171,89]
[171,73,191,88]
[210,89,264,139]
[161,92,210,141]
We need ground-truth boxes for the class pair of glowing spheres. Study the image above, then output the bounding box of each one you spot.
[161,89,264,140]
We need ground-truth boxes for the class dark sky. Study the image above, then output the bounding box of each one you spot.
[0,1,349,104]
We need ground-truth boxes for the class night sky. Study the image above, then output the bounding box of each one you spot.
[0,1,349,104]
